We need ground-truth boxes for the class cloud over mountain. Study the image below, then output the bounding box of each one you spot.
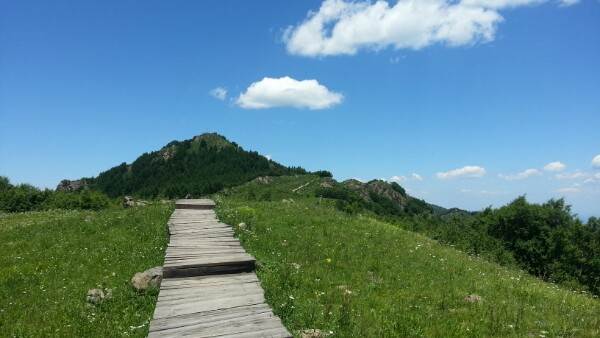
[284,0,568,57]
[499,168,541,181]
[236,76,343,110]
[437,165,486,179]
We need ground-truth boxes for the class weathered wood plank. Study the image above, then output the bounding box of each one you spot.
[149,199,291,337]
[174,199,216,210]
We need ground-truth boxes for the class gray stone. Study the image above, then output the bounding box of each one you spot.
[131,266,163,291]
[464,294,482,303]
[123,196,136,208]
[86,288,105,305]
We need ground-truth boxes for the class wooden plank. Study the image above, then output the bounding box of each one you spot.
[149,199,291,337]
[175,199,216,210]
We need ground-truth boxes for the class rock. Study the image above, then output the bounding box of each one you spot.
[159,144,177,160]
[464,294,482,303]
[319,178,335,188]
[299,329,332,338]
[123,196,136,208]
[123,196,148,207]
[282,198,295,204]
[253,176,273,184]
[131,266,163,291]
[86,288,105,305]
[238,222,247,230]
[56,179,88,192]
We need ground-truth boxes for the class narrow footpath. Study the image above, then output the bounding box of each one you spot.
[148,199,291,337]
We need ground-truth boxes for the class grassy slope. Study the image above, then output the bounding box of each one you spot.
[0,204,171,337]
[216,175,600,337]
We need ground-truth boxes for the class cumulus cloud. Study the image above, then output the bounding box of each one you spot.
[592,154,600,169]
[555,171,589,180]
[209,87,227,100]
[583,173,600,184]
[389,173,423,183]
[283,0,561,57]
[498,168,541,181]
[558,0,579,7]
[436,165,486,179]
[556,187,580,194]
[236,76,343,110]
[543,161,566,172]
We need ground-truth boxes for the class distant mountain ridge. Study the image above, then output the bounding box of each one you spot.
[59,133,307,198]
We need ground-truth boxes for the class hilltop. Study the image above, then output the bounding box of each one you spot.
[58,133,307,198]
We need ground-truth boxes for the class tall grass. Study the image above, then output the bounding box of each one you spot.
[0,204,171,337]
[216,178,600,337]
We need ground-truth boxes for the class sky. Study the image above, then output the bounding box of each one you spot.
[1,0,599,218]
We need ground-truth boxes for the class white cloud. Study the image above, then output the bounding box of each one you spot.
[284,0,557,57]
[460,188,507,195]
[592,154,600,169]
[462,0,544,9]
[557,187,581,194]
[265,154,272,160]
[236,76,343,110]
[543,161,566,172]
[583,173,600,184]
[555,171,589,180]
[209,87,227,101]
[436,165,486,179]
[498,168,541,181]
[558,0,579,7]
[389,173,423,183]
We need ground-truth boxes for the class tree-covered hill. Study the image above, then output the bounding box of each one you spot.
[59,133,308,198]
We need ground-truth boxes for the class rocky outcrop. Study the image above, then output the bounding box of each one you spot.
[341,179,408,209]
[56,179,89,192]
[123,196,147,208]
[253,176,274,185]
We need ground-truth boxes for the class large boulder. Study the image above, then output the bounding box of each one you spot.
[123,196,136,208]
[56,179,88,192]
[131,267,163,291]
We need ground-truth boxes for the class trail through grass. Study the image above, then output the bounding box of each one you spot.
[0,204,171,337]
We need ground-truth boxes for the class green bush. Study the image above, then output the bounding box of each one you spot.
[0,176,113,213]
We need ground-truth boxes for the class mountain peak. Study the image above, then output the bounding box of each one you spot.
[191,133,235,149]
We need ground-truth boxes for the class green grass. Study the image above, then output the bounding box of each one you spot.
[0,204,171,337]
[216,176,600,337]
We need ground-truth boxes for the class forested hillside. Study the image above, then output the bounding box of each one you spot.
[61,133,307,198]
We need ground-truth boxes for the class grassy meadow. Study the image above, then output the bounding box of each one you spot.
[216,176,600,337]
[0,204,171,337]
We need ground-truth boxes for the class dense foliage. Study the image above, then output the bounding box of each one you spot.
[86,133,307,198]
[402,197,600,295]
[0,177,112,212]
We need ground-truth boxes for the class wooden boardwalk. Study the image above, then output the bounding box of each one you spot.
[148,199,291,337]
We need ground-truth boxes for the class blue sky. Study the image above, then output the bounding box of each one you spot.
[1,0,599,218]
